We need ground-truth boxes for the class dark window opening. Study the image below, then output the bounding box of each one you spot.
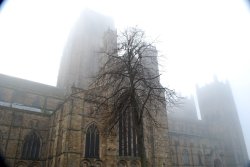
[182,149,190,165]
[119,111,139,157]
[85,123,99,158]
[21,131,41,160]
[198,151,203,165]
[170,149,176,164]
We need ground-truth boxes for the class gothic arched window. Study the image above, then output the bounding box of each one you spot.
[21,131,41,160]
[85,123,99,158]
[198,151,203,165]
[119,111,139,157]
[182,149,190,165]
[170,149,176,164]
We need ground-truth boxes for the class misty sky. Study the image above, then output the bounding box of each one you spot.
[0,0,249,157]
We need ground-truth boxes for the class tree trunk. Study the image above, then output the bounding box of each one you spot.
[138,119,147,167]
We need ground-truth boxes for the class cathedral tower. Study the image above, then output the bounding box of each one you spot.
[57,10,114,91]
[196,78,249,166]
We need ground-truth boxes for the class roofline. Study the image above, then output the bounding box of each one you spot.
[0,73,66,99]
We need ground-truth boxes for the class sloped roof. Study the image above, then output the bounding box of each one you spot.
[0,73,66,112]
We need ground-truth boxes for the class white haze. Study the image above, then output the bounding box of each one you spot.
[0,0,250,157]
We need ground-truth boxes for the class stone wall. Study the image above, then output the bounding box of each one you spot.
[0,76,171,167]
[167,79,249,167]
[0,106,50,167]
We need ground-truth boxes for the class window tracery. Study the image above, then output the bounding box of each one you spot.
[21,131,41,160]
[85,123,99,158]
[119,111,139,157]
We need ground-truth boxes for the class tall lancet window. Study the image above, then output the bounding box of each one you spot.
[22,131,41,160]
[119,111,139,157]
[85,123,99,158]
[198,151,203,165]
[182,149,190,165]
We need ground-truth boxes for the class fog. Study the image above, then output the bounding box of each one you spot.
[0,0,249,159]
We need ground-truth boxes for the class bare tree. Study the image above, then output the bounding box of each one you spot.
[89,27,177,167]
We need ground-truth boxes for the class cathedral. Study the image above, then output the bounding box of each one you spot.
[168,78,249,167]
[0,10,248,167]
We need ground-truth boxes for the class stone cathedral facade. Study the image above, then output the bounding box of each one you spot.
[0,74,169,167]
[0,10,170,167]
[168,78,249,167]
[0,10,248,167]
